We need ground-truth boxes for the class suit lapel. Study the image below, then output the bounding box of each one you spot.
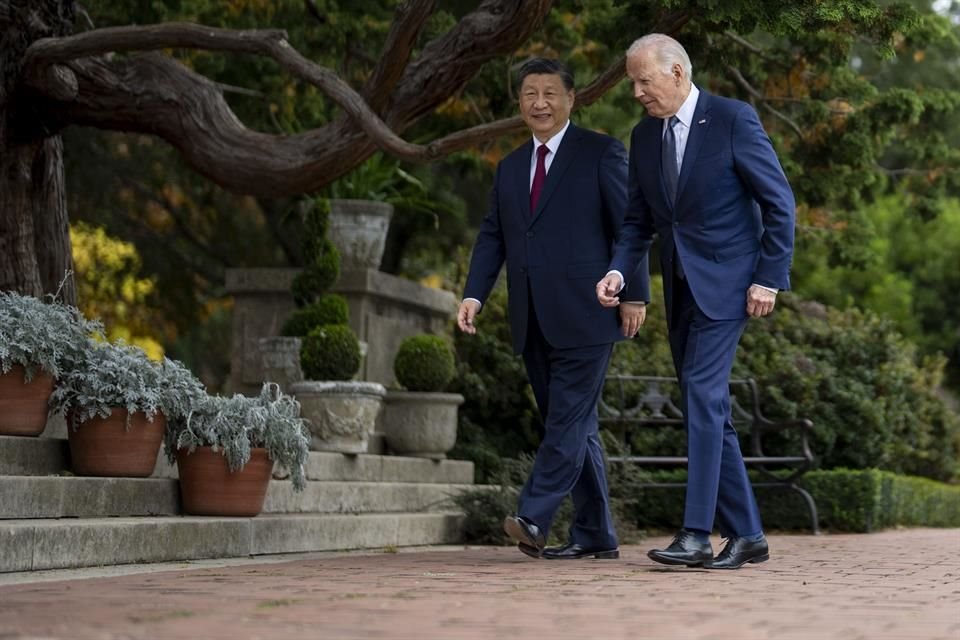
[675,91,711,204]
[511,139,535,218]
[530,124,582,224]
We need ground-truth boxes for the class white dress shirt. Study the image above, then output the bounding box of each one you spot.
[464,121,572,310]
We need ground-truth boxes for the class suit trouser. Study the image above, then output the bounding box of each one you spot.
[670,275,763,537]
[518,303,618,549]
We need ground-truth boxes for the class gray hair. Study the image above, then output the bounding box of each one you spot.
[626,33,692,79]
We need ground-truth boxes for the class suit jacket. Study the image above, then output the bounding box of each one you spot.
[609,91,795,322]
[464,123,650,354]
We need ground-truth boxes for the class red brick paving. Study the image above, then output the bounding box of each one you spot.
[1,529,958,639]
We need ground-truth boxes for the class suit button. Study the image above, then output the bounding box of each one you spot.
[520,267,527,274]
[526,231,534,238]
[673,222,679,227]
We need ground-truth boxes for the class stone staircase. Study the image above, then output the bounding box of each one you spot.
[0,433,474,573]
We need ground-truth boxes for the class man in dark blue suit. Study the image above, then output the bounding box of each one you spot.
[458,58,650,560]
[597,34,796,569]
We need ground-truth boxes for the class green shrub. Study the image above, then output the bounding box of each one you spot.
[609,278,960,481]
[394,334,456,391]
[614,467,960,533]
[281,295,349,337]
[291,250,340,306]
[300,324,361,381]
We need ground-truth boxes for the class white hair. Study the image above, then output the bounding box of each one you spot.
[626,33,692,78]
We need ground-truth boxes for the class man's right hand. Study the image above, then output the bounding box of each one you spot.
[596,273,623,308]
[457,299,481,334]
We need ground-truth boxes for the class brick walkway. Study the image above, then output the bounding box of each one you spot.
[1,528,958,639]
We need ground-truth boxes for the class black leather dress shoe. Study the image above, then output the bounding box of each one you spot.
[708,535,769,569]
[647,530,713,567]
[543,542,619,560]
[503,515,546,558]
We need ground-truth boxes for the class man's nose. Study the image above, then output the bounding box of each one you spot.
[634,84,644,99]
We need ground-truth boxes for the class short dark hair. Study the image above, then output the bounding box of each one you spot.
[517,58,575,91]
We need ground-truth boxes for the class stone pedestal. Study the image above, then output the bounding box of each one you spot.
[226,268,457,394]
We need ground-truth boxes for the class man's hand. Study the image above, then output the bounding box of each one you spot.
[619,302,647,337]
[596,273,623,308]
[457,299,481,334]
[746,285,777,318]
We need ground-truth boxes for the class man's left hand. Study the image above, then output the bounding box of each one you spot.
[619,302,646,337]
[746,285,777,318]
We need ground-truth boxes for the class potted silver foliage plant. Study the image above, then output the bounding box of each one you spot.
[51,339,205,477]
[0,289,101,436]
[164,382,310,516]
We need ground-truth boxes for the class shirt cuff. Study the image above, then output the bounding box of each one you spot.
[605,270,625,293]
[752,284,778,294]
[463,297,483,310]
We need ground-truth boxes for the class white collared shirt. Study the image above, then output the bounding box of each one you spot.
[662,84,700,173]
[529,119,571,189]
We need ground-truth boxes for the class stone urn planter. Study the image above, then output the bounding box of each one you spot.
[258,336,304,391]
[328,199,393,270]
[382,391,464,459]
[290,380,386,454]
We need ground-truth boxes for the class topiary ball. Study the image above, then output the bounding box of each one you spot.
[300,324,361,381]
[394,334,455,392]
[281,295,349,337]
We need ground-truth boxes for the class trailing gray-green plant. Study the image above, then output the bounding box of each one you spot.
[51,339,205,430]
[0,289,102,381]
[164,382,310,491]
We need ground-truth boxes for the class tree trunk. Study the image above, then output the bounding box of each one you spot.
[0,0,75,303]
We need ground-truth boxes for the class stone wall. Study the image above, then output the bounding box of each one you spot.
[225,267,457,395]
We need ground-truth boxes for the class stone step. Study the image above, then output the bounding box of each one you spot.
[0,512,464,573]
[0,475,473,519]
[0,435,67,476]
[0,436,474,484]
[301,452,474,484]
[263,481,472,514]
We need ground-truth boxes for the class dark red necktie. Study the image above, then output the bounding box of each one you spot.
[529,144,548,212]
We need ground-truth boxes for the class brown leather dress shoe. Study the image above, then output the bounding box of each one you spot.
[708,535,770,569]
[542,542,619,560]
[647,530,713,567]
[503,515,546,558]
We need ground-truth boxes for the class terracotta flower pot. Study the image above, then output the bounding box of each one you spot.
[0,365,55,436]
[67,409,165,477]
[176,446,272,517]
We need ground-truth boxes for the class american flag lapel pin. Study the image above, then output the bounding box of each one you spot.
[698,119,707,124]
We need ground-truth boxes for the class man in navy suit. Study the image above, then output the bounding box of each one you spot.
[597,34,796,569]
[458,58,650,560]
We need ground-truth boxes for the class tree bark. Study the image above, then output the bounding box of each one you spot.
[0,0,75,302]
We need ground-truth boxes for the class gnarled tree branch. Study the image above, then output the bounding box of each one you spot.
[362,0,436,113]
[21,3,687,200]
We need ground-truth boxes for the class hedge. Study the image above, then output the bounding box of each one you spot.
[625,468,960,533]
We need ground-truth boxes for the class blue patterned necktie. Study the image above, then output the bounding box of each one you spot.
[661,115,680,204]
